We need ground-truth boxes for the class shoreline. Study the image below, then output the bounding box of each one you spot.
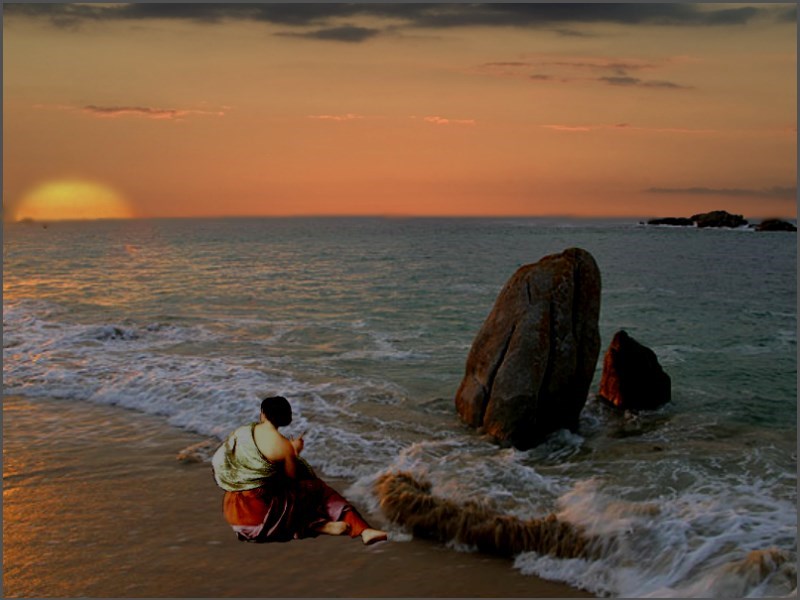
[2,394,592,598]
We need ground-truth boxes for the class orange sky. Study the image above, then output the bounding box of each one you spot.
[3,3,797,220]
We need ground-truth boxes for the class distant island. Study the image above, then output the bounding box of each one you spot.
[644,210,796,232]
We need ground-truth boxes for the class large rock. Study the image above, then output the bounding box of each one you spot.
[598,330,670,411]
[690,210,748,228]
[455,248,601,449]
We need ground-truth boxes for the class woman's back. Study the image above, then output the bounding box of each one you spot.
[212,423,281,491]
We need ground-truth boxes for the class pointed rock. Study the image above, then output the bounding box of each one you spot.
[598,330,671,411]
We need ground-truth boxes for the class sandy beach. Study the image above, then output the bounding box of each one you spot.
[3,394,590,598]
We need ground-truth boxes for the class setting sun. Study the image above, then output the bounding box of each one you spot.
[13,180,133,222]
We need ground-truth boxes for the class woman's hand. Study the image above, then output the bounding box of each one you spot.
[290,436,304,455]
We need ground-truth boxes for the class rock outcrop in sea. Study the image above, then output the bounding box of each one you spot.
[646,210,748,228]
[646,217,694,227]
[598,330,671,411]
[691,210,748,228]
[647,212,797,232]
[756,219,797,232]
[455,248,601,450]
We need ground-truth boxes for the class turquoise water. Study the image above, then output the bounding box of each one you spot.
[3,217,797,596]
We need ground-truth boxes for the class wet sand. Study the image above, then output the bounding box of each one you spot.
[3,395,592,598]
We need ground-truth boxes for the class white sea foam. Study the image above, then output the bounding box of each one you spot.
[511,472,799,598]
[651,344,705,365]
[3,298,432,480]
[365,435,583,519]
[333,347,427,361]
[354,423,797,598]
[330,326,430,362]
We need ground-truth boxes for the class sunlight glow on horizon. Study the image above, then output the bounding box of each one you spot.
[13,180,134,222]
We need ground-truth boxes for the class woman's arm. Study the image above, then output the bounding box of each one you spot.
[280,436,299,479]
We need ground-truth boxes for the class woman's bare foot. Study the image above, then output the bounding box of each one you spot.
[314,521,350,536]
[361,528,388,545]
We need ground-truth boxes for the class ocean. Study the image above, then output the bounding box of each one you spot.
[3,217,796,597]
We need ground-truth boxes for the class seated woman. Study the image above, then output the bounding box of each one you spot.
[212,395,387,545]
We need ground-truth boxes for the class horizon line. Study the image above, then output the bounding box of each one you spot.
[6,212,797,225]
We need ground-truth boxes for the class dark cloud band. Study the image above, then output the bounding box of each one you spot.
[599,76,690,89]
[276,25,381,43]
[5,3,791,35]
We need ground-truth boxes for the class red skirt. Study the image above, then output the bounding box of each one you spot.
[222,477,367,542]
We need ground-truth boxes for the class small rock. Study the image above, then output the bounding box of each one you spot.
[598,330,671,411]
[756,219,796,232]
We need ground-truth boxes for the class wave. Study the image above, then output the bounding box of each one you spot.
[373,471,796,597]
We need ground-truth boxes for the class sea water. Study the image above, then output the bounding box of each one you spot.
[3,217,796,597]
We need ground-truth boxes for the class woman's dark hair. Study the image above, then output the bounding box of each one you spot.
[260,396,292,428]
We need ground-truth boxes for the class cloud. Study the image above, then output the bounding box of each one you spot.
[701,6,763,25]
[599,76,641,86]
[552,28,599,38]
[277,25,381,43]
[5,3,790,38]
[646,186,797,199]
[485,58,656,72]
[422,116,476,126]
[640,80,688,89]
[480,56,691,89]
[544,123,794,136]
[307,114,369,121]
[36,103,225,120]
[542,125,594,132]
[483,62,533,68]
[777,6,798,23]
[308,114,474,125]
[598,76,690,89]
[367,4,773,29]
[542,59,657,73]
[542,123,718,134]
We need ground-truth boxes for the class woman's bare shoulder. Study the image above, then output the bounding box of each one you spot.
[253,425,293,462]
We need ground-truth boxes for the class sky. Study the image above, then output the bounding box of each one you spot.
[2,3,797,220]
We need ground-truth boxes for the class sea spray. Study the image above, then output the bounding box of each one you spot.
[513,473,799,597]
